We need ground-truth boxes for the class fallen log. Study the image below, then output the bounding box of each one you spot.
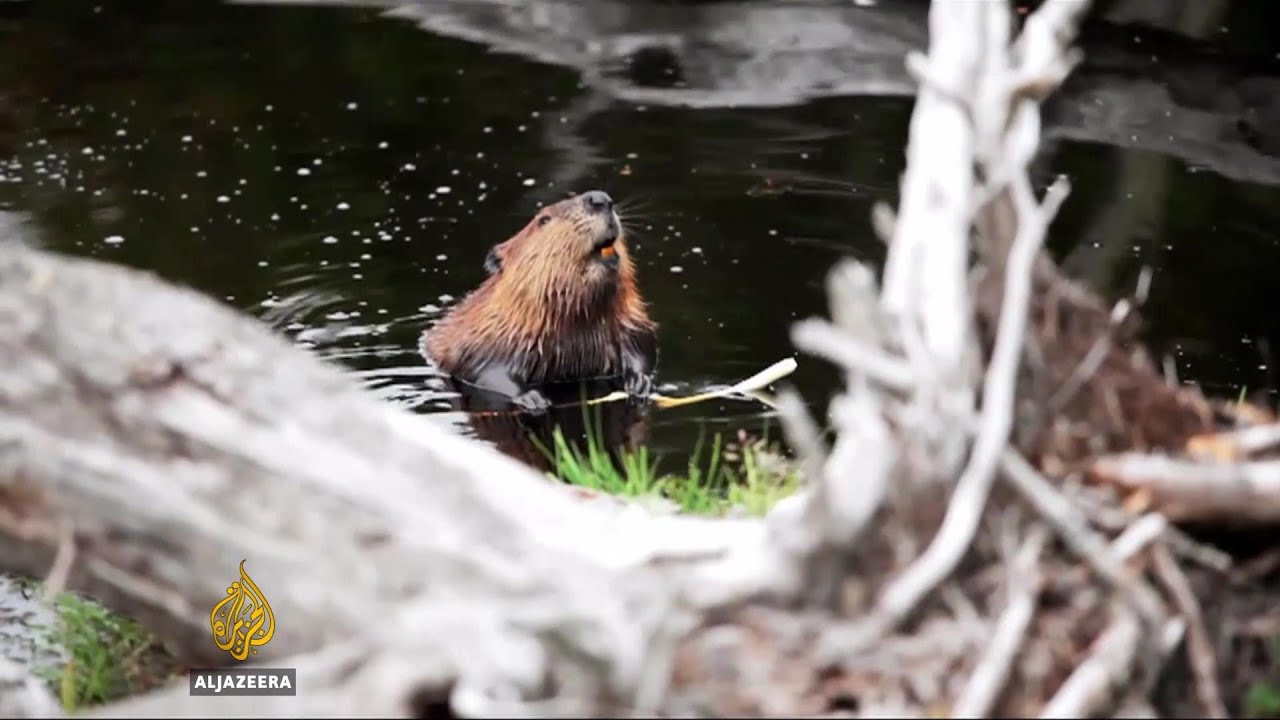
[0,240,846,714]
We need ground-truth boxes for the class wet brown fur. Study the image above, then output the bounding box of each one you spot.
[422,193,657,392]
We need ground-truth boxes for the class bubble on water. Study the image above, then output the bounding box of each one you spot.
[216,195,230,203]
[103,235,124,244]
[402,163,417,172]
[691,246,703,254]
[270,213,280,221]
[435,254,447,261]
[346,102,358,110]
[181,135,193,143]
[196,170,207,178]
[297,168,311,176]
[81,147,94,155]
[522,178,536,187]
[336,202,350,210]
[378,141,389,149]
[322,235,338,244]
[435,186,451,194]
[438,294,455,303]
[670,265,684,273]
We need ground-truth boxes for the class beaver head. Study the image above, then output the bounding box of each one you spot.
[423,190,658,400]
[490,189,631,302]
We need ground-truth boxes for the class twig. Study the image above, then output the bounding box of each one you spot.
[952,525,1048,717]
[811,385,897,547]
[1069,487,1232,571]
[1039,607,1140,718]
[1109,513,1166,561]
[41,518,75,604]
[652,357,798,409]
[1001,451,1166,626]
[871,201,896,245]
[1047,299,1133,413]
[1161,525,1233,573]
[586,358,799,409]
[791,319,913,391]
[1151,543,1227,718]
[872,174,1065,632]
[774,387,828,495]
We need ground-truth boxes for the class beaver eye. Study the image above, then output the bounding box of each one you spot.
[537,215,551,227]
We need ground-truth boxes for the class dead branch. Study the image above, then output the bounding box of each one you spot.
[1186,423,1280,461]
[1039,608,1140,718]
[1001,452,1165,625]
[953,525,1047,717]
[1089,454,1280,524]
[1151,544,1227,719]
[872,174,1065,635]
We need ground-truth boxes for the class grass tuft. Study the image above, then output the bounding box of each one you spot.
[535,404,800,517]
[23,581,180,712]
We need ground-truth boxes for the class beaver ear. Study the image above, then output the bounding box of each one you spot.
[483,246,503,275]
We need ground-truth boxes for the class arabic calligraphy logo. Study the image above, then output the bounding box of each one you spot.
[210,560,275,661]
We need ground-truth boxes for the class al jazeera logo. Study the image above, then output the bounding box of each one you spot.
[188,560,297,697]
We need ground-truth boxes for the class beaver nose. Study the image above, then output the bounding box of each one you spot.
[582,190,613,214]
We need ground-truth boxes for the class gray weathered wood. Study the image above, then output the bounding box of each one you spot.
[0,244,823,714]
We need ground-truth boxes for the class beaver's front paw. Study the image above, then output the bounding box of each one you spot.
[513,389,551,414]
[623,372,653,403]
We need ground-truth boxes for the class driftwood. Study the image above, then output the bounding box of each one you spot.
[1,0,1278,717]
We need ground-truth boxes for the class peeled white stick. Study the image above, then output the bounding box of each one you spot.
[588,357,799,409]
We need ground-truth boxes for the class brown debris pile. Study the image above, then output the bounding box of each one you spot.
[663,253,1280,717]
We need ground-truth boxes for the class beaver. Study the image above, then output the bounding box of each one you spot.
[458,378,651,473]
[422,190,658,413]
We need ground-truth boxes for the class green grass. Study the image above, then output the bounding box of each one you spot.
[535,405,801,517]
[1244,636,1280,719]
[21,580,179,712]
[1247,682,1280,719]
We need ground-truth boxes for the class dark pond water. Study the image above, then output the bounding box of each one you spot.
[0,0,1277,473]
